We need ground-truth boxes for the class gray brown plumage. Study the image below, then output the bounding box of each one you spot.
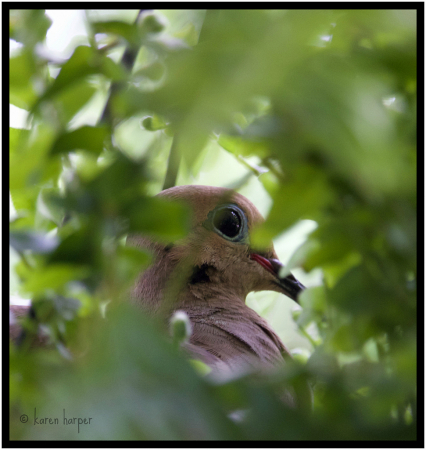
[128,185,305,376]
[9,305,30,343]
[9,304,50,348]
[10,185,305,379]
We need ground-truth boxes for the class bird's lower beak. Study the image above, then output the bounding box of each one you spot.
[250,254,305,303]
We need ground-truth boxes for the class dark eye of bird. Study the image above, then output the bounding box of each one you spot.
[213,208,241,238]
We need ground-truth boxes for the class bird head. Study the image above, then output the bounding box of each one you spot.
[128,185,305,310]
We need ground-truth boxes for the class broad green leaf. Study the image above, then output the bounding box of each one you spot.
[48,225,100,267]
[141,114,167,131]
[36,187,65,226]
[10,230,58,254]
[32,46,126,111]
[138,11,167,35]
[22,264,91,296]
[252,167,333,247]
[133,61,165,81]
[91,20,140,46]
[10,127,31,157]
[126,196,190,241]
[52,80,98,126]
[10,124,57,193]
[113,245,151,292]
[218,134,269,159]
[50,126,108,156]
[9,51,37,109]
[10,10,52,47]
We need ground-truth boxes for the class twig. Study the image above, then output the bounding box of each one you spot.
[99,9,147,125]
[235,154,267,177]
[162,133,180,190]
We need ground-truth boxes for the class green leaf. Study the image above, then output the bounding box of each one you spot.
[284,239,320,273]
[126,197,190,242]
[141,115,167,131]
[10,127,31,157]
[218,134,269,158]
[9,51,37,109]
[22,264,91,296]
[10,10,52,47]
[48,225,99,267]
[52,80,98,125]
[36,187,65,226]
[10,230,58,254]
[133,61,165,81]
[113,245,151,291]
[138,12,167,35]
[69,153,149,215]
[10,124,57,193]
[32,46,126,111]
[331,324,361,352]
[50,126,108,156]
[51,46,102,92]
[252,167,333,247]
[31,295,82,322]
[92,20,140,46]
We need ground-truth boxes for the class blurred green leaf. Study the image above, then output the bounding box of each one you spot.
[50,126,108,156]
[32,45,126,112]
[9,51,37,109]
[10,230,58,254]
[10,127,31,157]
[141,114,167,131]
[11,304,240,440]
[91,20,140,46]
[10,9,52,48]
[219,134,269,159]
[52,80,98,126]
[134,61,165,81]
[125,196,190,241]
[253,166,334,247]
[10,124,59,194]
[22,264,90,296]
[138,11,167,35]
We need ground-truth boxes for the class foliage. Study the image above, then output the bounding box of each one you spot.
[9,9,417,441]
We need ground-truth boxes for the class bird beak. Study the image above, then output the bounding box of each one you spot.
[250,254,305,303]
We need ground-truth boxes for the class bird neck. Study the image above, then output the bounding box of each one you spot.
[132,249,249,315]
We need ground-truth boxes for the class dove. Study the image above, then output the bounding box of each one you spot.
[10,185,305,378]
[128,185,305,377]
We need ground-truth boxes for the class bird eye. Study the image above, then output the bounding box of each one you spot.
[203,203,249,243]
[213,207,241,239]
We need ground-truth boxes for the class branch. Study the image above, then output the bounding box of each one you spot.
[99,9,148,126]
[162,133,181,190]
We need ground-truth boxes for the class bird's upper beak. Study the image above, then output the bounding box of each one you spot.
[250,254,305,303]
